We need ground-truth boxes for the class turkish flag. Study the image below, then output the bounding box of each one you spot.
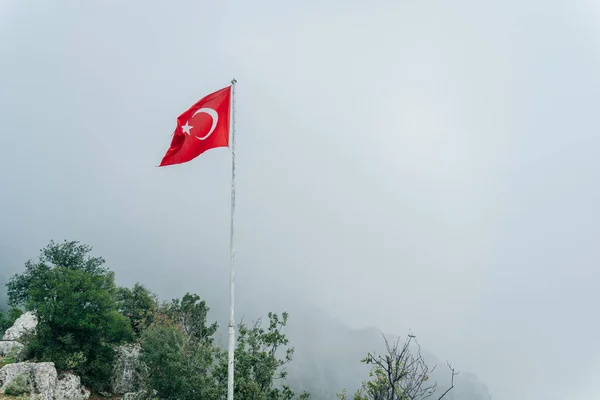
[159,85,231,167]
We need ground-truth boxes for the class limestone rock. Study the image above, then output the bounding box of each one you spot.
[122,389,157,400]
[122,392,142,400]
[111,343,141,394]
[0,362,89,400]
[0,362,57,400]
[0,340,24,358]
[55,372,90,400]
[2,311,38,342]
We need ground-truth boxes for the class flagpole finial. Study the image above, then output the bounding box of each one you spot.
[231,78,237,85]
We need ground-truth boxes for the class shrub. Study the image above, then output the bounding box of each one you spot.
[117,283,158,337]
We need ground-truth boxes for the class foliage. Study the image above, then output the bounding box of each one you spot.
[337,389,365,400]
[338,334,457,400]
[162,293,218,344]
[0,357,16,368]
[6,240,310,399]
[7,240,107,308]
[139,299,221,400]
[7,306,23,325]
[0,282,8,313]
[116,283,158,337]
[0,306,23,334]
[215,312,310,400]
[140,301,308,400]
[7,240,132,391]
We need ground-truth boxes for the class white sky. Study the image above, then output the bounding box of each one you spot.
[1,1,599,399]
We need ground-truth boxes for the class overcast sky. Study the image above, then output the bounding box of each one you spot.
[1,1,599,399]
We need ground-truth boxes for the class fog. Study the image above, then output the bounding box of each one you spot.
[1,1,600,399]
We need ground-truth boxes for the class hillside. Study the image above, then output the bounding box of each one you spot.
[0,239,492,400]
[211,294,492,399]
[286,307,492,399]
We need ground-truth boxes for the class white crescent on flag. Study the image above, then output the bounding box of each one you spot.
[192,108,218,140]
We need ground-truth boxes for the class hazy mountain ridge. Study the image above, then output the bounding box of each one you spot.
[285,307,492,400]
[0,255,491,399]
[213,292,492,400]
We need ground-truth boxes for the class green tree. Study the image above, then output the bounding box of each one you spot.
[163,293,218,344]
[139,295,221,400]
[216,312,309,400]
[116,283,158,337]
[140,300,308,400]
[7,240,132,391]
[7,240,107,307]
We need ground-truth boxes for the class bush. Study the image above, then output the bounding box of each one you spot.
[139,295,222,400]
[163,293,218,344]
[0,306,23,335]
[117,283,158,337]
[7,240,133,391]
[138,301,308,400]
[140,321,221,400]
[0,311,7,335]
[221,312,310,400]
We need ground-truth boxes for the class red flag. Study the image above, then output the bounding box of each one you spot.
[159,86,231,167]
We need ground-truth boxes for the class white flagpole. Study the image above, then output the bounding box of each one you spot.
[227,77,237,400]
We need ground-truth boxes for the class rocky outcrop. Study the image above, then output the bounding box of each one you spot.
[0,362,57,400]
[111,343,141,394]
[0,362,89,400]
[122,392,143,400]
[2,311,38,341]
[0,340,24,358]
[122,389,157,400]
[55,372,90,400]
[0,311,38,360]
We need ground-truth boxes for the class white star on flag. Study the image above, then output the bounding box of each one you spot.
[181,121,193,135]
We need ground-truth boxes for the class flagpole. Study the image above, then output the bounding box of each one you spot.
[227,77,237,400]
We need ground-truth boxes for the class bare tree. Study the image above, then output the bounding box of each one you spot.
[341,334,458,400]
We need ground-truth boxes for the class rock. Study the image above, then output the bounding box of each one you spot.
[0,362,57,400]
[111,343,141,394]
[4,374,32,397]
[122,389,157,400]
[2,311,38,342]
[55,372,90,400]
[122,392,142,400]
[0,341,24,358]
[0,362,89,400]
